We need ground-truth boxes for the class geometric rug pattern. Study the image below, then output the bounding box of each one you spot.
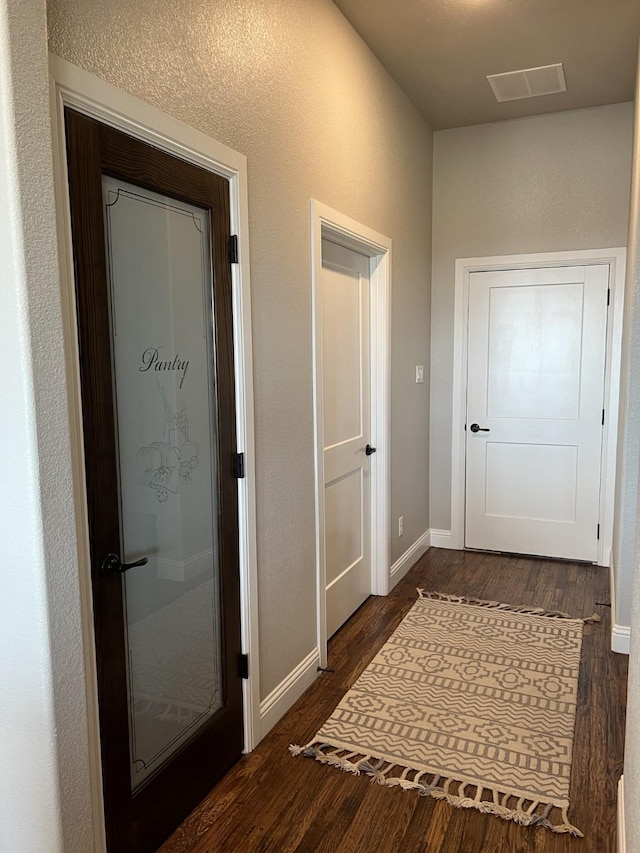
[292,590,598,836]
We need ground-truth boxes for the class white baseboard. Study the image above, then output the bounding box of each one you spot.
[430,529,452,549]
[259,647,319,739]
[389,529,431,587]
[612,624,631,655]
[610,559,631,655]
[618,775,626,853]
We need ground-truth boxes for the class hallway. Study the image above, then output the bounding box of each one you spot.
[161,549,626,853]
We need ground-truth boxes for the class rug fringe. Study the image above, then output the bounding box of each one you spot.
[289,742,583,837]
[416,588,600,623]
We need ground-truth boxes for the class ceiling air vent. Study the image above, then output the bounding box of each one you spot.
[487,63,567,103]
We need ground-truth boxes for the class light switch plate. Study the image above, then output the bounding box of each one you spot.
[415,365,424,384]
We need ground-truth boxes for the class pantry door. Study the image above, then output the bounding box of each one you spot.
[65,109,243,852]
[465,264,609,562]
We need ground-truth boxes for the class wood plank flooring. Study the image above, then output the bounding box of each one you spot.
[161,548,628,853]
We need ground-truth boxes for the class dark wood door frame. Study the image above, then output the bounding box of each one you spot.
[65,109,243,852]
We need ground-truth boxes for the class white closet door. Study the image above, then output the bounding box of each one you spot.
[465,264,609,562]
[321,238,372,637]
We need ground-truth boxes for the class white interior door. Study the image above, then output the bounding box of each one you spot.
[321,238,372,638]
[465,264,609,562]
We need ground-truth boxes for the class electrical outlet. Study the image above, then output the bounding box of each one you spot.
[398,516,404,537]
[415,365,424,384]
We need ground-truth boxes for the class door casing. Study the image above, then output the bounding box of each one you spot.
[310,200,391,668]
[49,54,260,851]
[450,248,626,567]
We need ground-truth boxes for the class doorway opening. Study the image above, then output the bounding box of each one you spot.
[50,56,260,851]
[66,109,245,852]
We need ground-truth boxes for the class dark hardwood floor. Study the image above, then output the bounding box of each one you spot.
[161,548,628,853]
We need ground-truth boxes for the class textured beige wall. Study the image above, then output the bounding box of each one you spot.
[623,41,640,850]
[1,0,86,849]
[430,104,633,532]
[47,0,433,698]
[614,70,640,632]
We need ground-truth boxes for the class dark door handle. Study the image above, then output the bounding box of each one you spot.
[101,553,149,576]
[469,423,490,433]
[365,444,376,456]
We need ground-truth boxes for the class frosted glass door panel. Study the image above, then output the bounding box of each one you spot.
[103,177,222,790]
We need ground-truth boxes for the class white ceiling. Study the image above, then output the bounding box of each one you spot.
[333,0,640,129]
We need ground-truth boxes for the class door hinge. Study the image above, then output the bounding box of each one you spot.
[597,523,600,540]
[239,653,249,679]
[234,452,245,479]
[602,409,605,425]
[229,234,239,265]
[607,288,611,306]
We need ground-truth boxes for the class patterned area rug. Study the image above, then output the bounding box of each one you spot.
[291,590,599,836]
